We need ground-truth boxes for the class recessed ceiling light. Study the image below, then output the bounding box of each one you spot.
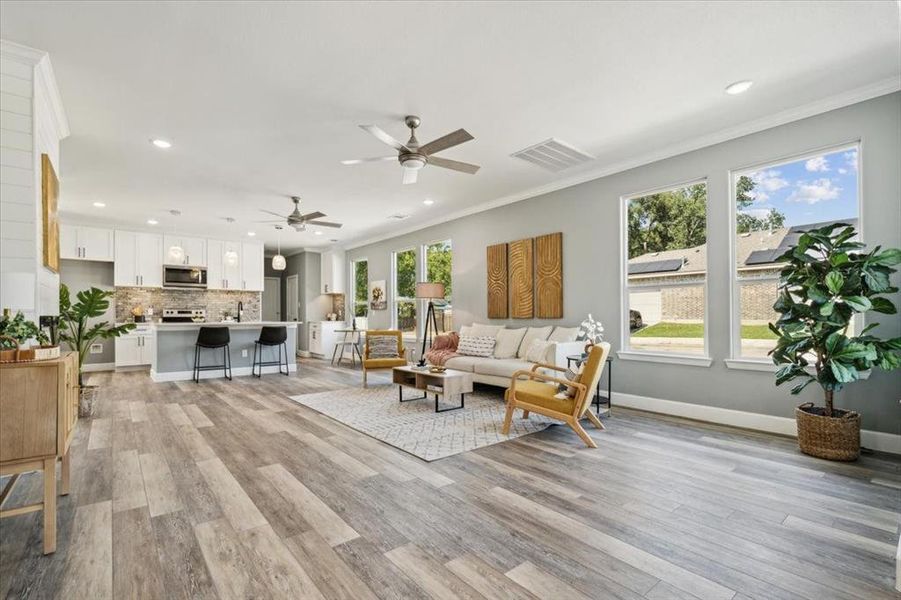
[423,199,434,206]
[151,138,172,149]
[147,219,158,225]
[725,80,753,95]
[92,201,106,208]
[247,231,256,237]
[314,230,323,235]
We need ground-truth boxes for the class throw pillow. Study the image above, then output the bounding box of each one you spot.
[457,335,496,357]
[557,363,583,398]
[470,322,506,338]
[368,335,399,359]
[493,328,526,359]
[524,338,554,363]
[548,326,579,343]
[517,326,553,358]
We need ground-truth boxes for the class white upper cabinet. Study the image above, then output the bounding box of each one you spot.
[241,242,264,291]
[206,239,242,290]
[320,248,345,294]
[60,224,114,261]
[114,231,162,287]
[163,235,206,266]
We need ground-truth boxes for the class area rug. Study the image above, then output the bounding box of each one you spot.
[288,384,553,461]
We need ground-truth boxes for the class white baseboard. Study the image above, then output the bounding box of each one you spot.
[82,362,115,372]
[613,392,901,455]
[150,363,297,383]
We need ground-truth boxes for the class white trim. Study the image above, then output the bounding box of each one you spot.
[150,362,297,382]
[724,358,778,372]
[614,391,901,455]
[348,257,369,320]
[391,246,418,331]
[616,350,712,367]
[345,77,900,250]
[82,362,115,372]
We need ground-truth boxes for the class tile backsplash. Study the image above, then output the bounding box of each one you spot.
[115,287,261,323]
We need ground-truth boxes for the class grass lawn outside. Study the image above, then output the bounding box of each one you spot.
[633,322,777,339]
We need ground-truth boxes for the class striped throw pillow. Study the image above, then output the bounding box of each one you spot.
[368,335,399,359]
[457,335,496,357]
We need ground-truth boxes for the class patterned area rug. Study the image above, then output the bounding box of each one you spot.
[289,384,554,461]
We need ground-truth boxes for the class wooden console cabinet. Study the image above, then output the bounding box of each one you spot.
[0,352,79,554]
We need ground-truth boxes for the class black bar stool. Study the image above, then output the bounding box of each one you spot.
[193,327,232,382]
[252,326,289,377]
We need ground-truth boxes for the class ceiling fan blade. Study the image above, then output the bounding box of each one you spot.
[419,128,474,156]
[360,125,409,152]
[402,167,419,185]
[300,211,325,221]
[258,209,287,218]
[428,156,480,174]
[253,219,285,223]
[341,156,396,165]
[307,221,343,228]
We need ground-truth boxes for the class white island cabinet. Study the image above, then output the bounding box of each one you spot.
[114,231,163,287]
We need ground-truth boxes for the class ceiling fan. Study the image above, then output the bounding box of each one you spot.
[342,115,480,184]
[256,196,342,231]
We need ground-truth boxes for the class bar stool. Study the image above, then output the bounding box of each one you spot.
[252,326,289,377]
[193,327,232,382]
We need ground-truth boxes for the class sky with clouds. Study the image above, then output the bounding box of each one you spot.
[739,147,859,228]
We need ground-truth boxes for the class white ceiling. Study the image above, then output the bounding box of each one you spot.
[2,1,899,253]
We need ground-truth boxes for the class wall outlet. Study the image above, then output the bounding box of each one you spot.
[90,343,103,354]
[241,349,248,358]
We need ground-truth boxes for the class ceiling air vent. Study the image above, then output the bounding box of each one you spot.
[387,213,411,220]
[511,138,594,172]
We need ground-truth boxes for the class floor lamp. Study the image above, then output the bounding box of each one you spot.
[415,282,445,366]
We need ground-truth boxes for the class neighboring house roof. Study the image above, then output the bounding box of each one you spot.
[628,218,858,276]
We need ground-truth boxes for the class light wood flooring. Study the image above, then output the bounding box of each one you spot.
[1,359,899,599]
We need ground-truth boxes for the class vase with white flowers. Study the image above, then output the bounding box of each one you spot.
[577,314,605,356]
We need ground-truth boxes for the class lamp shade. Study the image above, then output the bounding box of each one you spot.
[0,272,36,311]
[415,282,445,299]
[272,254,286,271]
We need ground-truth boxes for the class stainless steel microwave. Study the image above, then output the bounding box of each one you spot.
[163,265,208,288]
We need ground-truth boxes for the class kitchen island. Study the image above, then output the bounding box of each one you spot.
[150,321,299,382]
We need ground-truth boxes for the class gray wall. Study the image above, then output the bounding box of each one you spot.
[347,93,901,434]
[59,259,116,365]
[275,251,328,352]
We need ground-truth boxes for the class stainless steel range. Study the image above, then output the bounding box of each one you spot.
[161,308,206,323]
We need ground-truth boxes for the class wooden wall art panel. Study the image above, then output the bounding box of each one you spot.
[41,154,60,273]
[508,238,534,319]
[535,232,563,318]
[486,243,508,319]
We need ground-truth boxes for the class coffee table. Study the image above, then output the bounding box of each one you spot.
[392,365,473,413]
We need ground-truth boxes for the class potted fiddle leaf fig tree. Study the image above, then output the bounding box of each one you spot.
[769,222,901,461]
[59,284,135,416]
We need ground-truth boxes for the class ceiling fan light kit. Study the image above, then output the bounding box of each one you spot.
[258,196,343,233]
[345,115,480,185]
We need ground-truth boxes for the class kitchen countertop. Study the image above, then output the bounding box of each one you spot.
[119,321,301,331]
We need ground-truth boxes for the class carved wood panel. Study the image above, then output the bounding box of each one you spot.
[508,238,534,319]
[486,243,508,319]
[535,232,563,318]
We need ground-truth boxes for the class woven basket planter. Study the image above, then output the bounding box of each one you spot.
[79,385,98,418]
[795,402,860,461]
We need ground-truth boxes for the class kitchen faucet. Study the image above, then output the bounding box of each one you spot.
[237,301,243,323]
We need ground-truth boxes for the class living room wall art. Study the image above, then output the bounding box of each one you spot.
[508,238,534,319]
[486,243,508,318]
[535,232,563,318]
[41,154,60,273]
[369,280,387,310]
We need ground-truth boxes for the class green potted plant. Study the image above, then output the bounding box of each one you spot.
[769,222,901,461]
[59,285,135,416]
[0,311,49,361]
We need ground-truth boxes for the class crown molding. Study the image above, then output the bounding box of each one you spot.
[1,39,70,139]
[345,77,900,250]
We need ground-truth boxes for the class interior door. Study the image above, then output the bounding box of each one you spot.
[286,274,299,321]
[263,277,281,321]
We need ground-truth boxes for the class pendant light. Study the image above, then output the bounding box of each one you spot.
[167,210,185,264]
[272,225,286,271]
[222,217,239,266]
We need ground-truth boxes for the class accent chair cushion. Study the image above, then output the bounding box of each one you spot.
[517,326,553,358]
[506,380,575,415]
[364,357,407,369]
[493,328,527,359]
[457,335,496,357]
[368,335,400,359]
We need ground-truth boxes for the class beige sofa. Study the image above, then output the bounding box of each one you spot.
[443,324,586,388]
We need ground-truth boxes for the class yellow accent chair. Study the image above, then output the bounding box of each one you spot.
[502,342,611,448]
[362,330,406,387]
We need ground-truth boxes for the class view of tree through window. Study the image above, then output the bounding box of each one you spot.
[394,249,417,333]
[425,240,452,333]
[734,146,859,358]
[626,182,708,355]
[352,259,368,320]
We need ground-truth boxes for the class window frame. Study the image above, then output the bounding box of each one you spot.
[349,257,369,322]
[726,140,863,365]
[391,246,418,335]
[618,177,713,367]
[420,238,452,339]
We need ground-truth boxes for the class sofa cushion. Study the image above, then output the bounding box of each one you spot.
[459,325,473,337]
[470,322,506,338]
[443,356,482,372]
[548,326,579,343]
[524,339,554,363]
[457,336,496,357]
[517,326,553,358]
[493,328,526,359]
[473,358,534,379]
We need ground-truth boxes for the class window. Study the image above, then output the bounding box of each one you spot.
[423,240,452,334]
[350,258,368,326]
[732,145,860,359]
[393,248,417,334]
[623,181,708,356]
